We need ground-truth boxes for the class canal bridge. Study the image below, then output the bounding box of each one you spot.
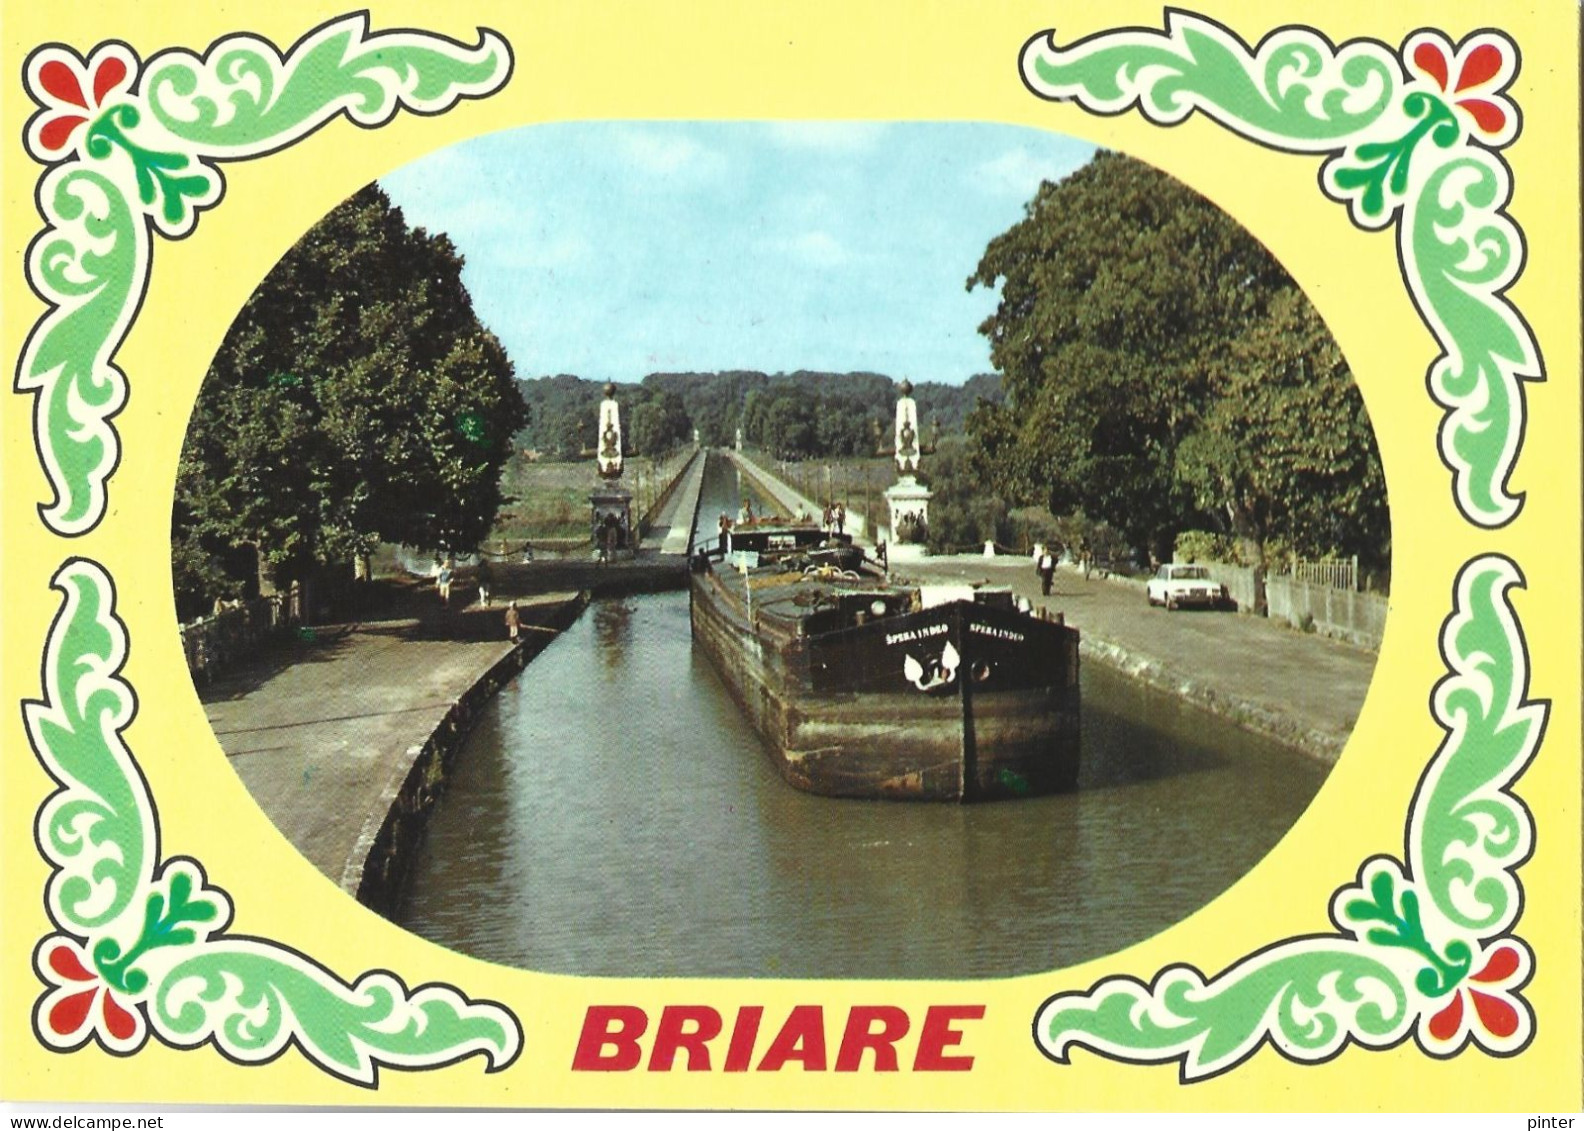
[482,445,711,597]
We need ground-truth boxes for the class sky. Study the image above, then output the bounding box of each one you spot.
[379,122,1096,387]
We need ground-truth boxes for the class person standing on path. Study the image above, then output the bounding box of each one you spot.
[1039,549,1056,596]
[504,601,521,642]
[437,559,454,606]
[476,557,493,606]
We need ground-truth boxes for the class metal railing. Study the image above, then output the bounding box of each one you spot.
[1289,556,1359,592]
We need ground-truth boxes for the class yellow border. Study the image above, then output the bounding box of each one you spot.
[3,0,1578,1111]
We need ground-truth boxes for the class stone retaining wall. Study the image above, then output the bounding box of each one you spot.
[1266,575,1388,650]
[347,592,590,915]
[1079,634,1346,762]
[1194,561,1263,614]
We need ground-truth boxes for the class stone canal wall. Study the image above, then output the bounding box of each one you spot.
[347,592,589,915]
[1076,633,1349,762]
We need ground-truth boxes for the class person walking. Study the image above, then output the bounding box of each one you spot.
[1039,549,1056,596]
[504,600,521,642]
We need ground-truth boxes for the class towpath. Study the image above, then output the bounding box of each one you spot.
[641,446,707,554]
[904,554,1377,761]
[202,591,581,892]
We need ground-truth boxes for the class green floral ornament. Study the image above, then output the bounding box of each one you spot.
[1020,13,1540,529]
[18,14,512,536]
[27,559,522,1083]
[1035,555,1544,1078]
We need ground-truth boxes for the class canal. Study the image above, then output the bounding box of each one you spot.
[394,456,1331,978]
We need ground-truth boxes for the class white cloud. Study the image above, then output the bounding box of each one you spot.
[762,121,887,151]
[612,127,726,181]
[974,147,1080,199]
[380,144,484,210]
[444,194,527,237]
[522,230,591,269]
[783,230,849,266]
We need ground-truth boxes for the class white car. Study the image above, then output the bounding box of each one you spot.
[1147,563,1227,610]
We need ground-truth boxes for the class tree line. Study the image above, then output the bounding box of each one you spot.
[962,150,1388,571]
[516,370,1001,462]
[172,184,526,619]
[172,151,1383,620]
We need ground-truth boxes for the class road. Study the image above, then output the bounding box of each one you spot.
[904,554,1377,760]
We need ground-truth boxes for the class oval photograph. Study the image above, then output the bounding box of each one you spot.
[174,122,1388,978]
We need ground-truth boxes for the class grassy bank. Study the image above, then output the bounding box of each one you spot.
[490,453,689,545]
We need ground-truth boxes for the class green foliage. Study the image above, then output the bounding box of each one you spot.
[966,151,1387,567]
[922,437,1012,552]
[1174,529,1238,564]
[1006,505,1066,551]
[174,184,526,615]
[627,387,691,456]
[517,370,1001,458]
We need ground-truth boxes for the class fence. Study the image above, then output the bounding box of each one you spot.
[732,450,872,540]
[179,590,303,682]
[1192,561,1264,614]
[634,444,702,536]
[1291,556,1358,591]
[1266,574,1387,649]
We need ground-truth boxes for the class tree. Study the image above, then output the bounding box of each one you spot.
[174,184,526,615]
[1175,289,1388,563]
[627,387,692,455]
[921,437,1010,553]
[966,150,1386,565]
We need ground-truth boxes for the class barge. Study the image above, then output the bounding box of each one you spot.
[689,521,1080,801]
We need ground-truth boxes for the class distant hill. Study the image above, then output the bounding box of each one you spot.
[516,370,1002,459]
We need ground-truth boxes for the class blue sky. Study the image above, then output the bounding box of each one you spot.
[379,122,1096,386]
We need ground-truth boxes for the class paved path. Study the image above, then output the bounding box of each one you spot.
[204,593,579,888]
[724,450,874,543]
[725,454,1376,760]
[642,447,707,555]
[903,555,1377,761]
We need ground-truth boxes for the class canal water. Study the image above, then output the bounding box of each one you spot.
[395,457,1331,978]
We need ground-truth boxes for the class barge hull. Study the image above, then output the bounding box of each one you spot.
[690,571,1079,801]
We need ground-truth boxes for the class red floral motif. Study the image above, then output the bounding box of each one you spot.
[1404,32,1517,143]
[1423,942,1529,1053]
[25,44,137,161]
[36,938,144,1051]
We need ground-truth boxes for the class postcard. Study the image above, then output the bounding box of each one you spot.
[3,0,1579,1114]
